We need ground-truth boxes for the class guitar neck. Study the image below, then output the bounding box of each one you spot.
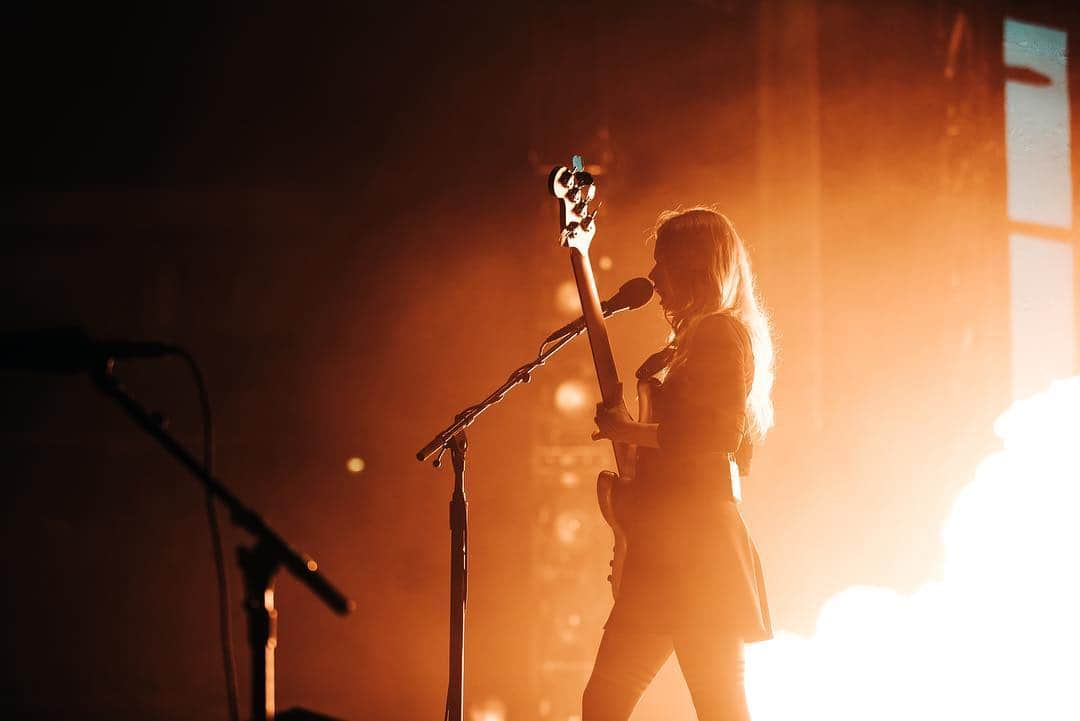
[569,249,622,405]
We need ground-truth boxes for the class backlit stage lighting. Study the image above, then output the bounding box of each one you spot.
[7,4,1080,720]
[743,377,1080,721]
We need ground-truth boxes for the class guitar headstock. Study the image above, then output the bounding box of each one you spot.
[549,154,599,253]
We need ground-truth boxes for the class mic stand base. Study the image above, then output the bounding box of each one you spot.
[86,361,355,721]
[239,540,280,721]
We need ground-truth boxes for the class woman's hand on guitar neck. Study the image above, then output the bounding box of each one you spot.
[592,402,661,448]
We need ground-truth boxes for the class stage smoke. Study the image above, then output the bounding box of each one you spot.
[744,377,1080,721]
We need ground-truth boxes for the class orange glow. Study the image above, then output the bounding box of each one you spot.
[555,279,583,316]
[741,377,1080,721]
[346,456,366,473]
[553,510,585,546]
[554,379,591,414]
[560,470,582,488]
[468,698,506,721]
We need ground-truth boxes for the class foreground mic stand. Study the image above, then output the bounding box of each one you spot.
[89,360,355,721]
[417,323,587,721]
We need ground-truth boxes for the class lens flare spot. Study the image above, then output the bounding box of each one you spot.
[346,456,366,474]
[468,698,506,721]
[554,511,584,545]
[554,379,591,414]
[555,280,582,316]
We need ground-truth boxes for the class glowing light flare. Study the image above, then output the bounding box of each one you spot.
[554,379,592,414]
[346,456,366,474]
[741,377,1080,721]
[555,280,582,316]
[468,698,506,721]
[560,470,582,488]
[553,510,585,546]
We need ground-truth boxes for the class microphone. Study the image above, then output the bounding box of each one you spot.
[545,277,654,343]
[0,327,179,374]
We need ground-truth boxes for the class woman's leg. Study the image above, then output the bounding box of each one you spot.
[672,632,750,721]
[581,627,673,721]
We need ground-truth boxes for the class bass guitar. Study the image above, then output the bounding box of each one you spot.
[548,156,656,599]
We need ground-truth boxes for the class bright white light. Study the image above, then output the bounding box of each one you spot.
[743,377,1080,721]
[1009,233,1074,398]
[1004,19,1071,228]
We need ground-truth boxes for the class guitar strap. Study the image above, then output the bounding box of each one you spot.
[635,345,675,380]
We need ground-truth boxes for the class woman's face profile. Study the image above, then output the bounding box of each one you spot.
[650,211,726,318]
[649,238,687,313]
[648,249,673,311]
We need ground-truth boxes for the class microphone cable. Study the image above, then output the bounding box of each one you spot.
[174,348,241,721]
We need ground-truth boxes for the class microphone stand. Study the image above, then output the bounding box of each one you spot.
[416,323,587,721]
[88,360,355,721]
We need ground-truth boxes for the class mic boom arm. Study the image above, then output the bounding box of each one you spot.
[543,277,653,345]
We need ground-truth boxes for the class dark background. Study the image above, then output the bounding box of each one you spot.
[2,2,1077,720]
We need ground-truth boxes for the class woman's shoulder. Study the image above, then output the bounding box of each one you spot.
[693,311,750,349]
[686,313,754,384]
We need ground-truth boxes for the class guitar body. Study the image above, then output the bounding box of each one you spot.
[596,377,657,599]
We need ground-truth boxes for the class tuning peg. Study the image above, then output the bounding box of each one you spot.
[572,170,595,190]
[581,203,602,231]
[567,182,596,203]
[548,166,574,197]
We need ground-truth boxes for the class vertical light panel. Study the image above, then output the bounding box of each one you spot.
[1009,234,1075,398]
[1004,18,1075,398]
[1004,20,1071,227]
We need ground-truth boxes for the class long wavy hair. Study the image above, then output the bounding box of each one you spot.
[652,207,775,441]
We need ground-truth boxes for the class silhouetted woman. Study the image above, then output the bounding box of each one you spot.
[586,207,774,721]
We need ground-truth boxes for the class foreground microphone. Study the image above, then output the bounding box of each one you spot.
[0,327,179,374]
[544,277,654,344]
